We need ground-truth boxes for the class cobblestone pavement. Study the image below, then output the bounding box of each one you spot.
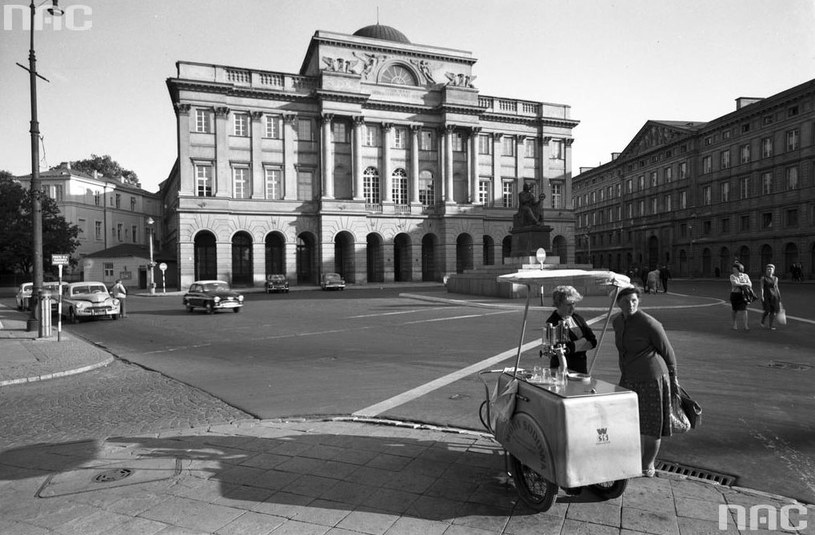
[0,359,253,451]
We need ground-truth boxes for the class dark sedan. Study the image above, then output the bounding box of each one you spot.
[183,280,244,314]
[265,274,289,293]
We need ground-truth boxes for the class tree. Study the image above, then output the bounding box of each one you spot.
[70,154,140,187]
[0,174,81,276]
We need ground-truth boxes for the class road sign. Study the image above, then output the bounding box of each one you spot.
[159,262,167,271]
[52,254,69,266]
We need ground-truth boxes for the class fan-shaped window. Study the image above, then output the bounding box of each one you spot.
[380,64,418,86]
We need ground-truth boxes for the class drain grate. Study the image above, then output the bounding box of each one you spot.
[655,460,736,486]
[93,468,134,483]
[766,361,811,371]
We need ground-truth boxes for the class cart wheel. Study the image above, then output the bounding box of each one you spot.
[510,455,558,512]
[589,479,628,499]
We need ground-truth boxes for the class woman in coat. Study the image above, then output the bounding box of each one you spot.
[545,285,597,374]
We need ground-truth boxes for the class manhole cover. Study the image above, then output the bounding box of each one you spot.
[93,468,134,483]
[766,361,811,371]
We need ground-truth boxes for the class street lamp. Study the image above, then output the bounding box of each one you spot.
[21,0,63,334]
[147,217,155,294]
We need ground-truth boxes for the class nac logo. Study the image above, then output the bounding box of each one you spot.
[719,504,808,531]
[3,4,93,31]
[596,428,609,443]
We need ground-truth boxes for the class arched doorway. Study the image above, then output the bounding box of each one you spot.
[367,233,384,283]
[296,232,317,284]
[231,231,253,286]
[678,249,688,277]
[265,232,286,275]
[760,244,773,272]
[784,242,798,275]
[394,233,412,282]
[456,234,473,274]
[501,236,512,264]
[334,231,355,283]
[482,236,495,266]
[194,231,217,281]
[647,236,659,270]
[421,234,438,281]
[719,247,730,278]
[553,235,567,264]
[702,248,711,277]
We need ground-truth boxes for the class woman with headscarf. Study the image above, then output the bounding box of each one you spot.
[613,286,678,477]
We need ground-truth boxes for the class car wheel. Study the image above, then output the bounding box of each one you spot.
[186,305,193,312]
[69,308,79,324]
[233,308,240,313]
[112,314,119,320]
[205,302,214,314]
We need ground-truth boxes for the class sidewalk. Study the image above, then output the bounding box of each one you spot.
[1,299,812,534]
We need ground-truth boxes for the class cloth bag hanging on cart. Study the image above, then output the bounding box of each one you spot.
[489,378,518,432]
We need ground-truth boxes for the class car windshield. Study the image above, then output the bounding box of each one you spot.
[73,284,107,295]
[20,284,32,292]
[270,275,285,282]
[203,282,230,292]
[325,274,341,281]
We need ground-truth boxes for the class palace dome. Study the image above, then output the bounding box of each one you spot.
[352,24,410,44]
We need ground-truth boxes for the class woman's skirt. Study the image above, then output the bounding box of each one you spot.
[620,374,672,438]
[730,292,747,311]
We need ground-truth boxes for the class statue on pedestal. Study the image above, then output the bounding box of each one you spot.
[513,183,546,229]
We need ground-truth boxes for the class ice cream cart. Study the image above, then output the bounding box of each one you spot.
[479,268,642,511]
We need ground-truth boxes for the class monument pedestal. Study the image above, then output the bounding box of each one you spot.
[510,225,552,258]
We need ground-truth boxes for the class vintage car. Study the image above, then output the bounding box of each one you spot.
[15,282,33,311]
[320,272,346,291]
[183,280,244,313]
[61,282,121,323]
[265,274,289,293]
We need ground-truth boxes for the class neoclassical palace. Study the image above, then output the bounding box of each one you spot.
[162,24,579,289]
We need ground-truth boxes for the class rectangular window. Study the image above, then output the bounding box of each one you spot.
[702,185,712,205]
[232,167,249,199]
[478,134,491,155]
[502,181,515,208]
[365,124,379,146]
[720,182,730,202]
[297,170,314,200]
[393,127,406,149]
[626,179,633,193]
[786,167,799,190]
[551,183,562,209]
[720,150,731,169]
[195,109,212,133]
[116,223,123,242]
[762,212,773,229]
[679,161,688,179]
[115,193,121,209]
[265,167,282,200]
[679,191,687,209]
[786,208,798,227]
[787,129,800,151]
[131,225,138,243]
[52,184,64,201]
[650,172,657,187]
[94,192,101,206]
[651,197,658,213]
[761,172,773,195]
[420,129,434,151]
[332,122,348,143]
[265,115,280,139]
[550,139,564,159]
[419,176,435,206]
[665,194,672,212]
[721,218,730,234]
[233,113,249,137]
[104,263,114,278]
[95,221,102,240]
[638,175,645,190]
[664,166,673,182]
[297,118,313,141]
[703,220,712,235]
[195,164,214,197]
[740,144,751,163]
[703,156,712,174]
[723,130,732,139]
[740,214,750,231]
[392,174,408,205]
[740,176,750,199]
[638,200,645,216]
[452,132,465,152]
[627,203,633,218]
[525,139,537,158]
[477,180,491,205]
[130,196,136,211]
[502,136,515,156]
[762,137,773,158]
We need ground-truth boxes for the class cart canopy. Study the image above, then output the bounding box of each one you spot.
[497,269,631,288]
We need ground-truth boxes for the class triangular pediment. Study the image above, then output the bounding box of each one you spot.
[619,120,706,159]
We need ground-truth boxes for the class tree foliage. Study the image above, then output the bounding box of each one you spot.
[70,154,140,186]
[0,173,81,276]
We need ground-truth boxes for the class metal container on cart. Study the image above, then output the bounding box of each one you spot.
[495,372,641,488]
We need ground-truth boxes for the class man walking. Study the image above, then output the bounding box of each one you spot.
[660,265,672,293]
[111,279,127,318]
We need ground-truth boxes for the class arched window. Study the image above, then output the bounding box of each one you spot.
[363,167,380,204]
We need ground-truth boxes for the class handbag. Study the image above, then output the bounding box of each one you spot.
[669,388,691,434]
[776,303,787,325]
[677,385,702,429]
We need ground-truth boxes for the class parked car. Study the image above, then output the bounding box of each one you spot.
[61,282,121,323]
[265,274,289,293]
[15,282,33,311]
[43,281,68,313]
[320,272,346,291]
[183,280,244,313]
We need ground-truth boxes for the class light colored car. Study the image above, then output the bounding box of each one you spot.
[320,272,346,290]
[183,280,244,314]
[61,282,121,323]
[15,282,33,311]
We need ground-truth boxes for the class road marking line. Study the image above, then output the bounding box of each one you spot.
[401,310,513,325]
[350,306,462,319]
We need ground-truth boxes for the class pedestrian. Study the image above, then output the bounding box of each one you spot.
[646,268,660,294]
[545,285,597,374]
[660,265,672,293]
[111,279,127,318]
[612,286,679,478]
[729,262,753,331]
[760,264,781,330]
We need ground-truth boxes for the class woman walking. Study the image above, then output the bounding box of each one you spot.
[729,262,753,331]
[760,264,781,330]
[613,286,679,477]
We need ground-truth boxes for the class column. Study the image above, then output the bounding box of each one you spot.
[492,133,502,205]
[515,136,524,185]
[175,104,192,195]
[469,127,481,204]
[541,136,552,202]
[214,106,230,198]
[321,113,334,199]
[352,116,365,200]
[564,138,575,206]
[282,114,297,200]
[410,125,420,203]
[250,111,264,198]
[382,123,393,203]
[444,125,455,203]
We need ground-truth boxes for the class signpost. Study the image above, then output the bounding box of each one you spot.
[51,254,69,341]
[159,262,167,293]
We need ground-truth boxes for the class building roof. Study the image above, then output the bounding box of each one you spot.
[352,23,410,44]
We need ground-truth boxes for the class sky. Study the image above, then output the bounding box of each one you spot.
[1,0,814,193]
